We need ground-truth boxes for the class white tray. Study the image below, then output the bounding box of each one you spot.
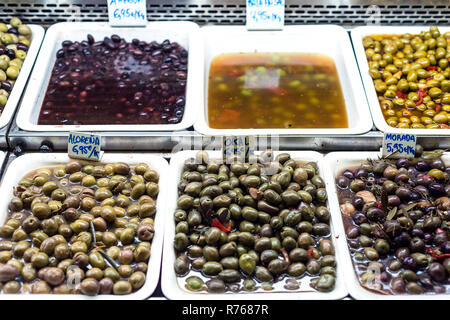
[351,26,450,136]
[194,25,373,136]
[0,25,44,130]
[0,153,169,300]
[16,21,202,132]
[323,151,450,300]
[162,150,348,300]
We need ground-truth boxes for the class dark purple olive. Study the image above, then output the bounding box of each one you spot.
[354,167,369,179]
[395,247,410,261]
[366,207,384,222]
[445,185,450,197]
[395,186,412,200]
[1,81,13,92]
[352,196,364,210]
[6,49,15,59]
[351,211,367,225]
[348,239,360,249]
[441,241,450,254]
[430,158,445,170]
[433,232,448,245]
[425,206,436,214]
[411,228,424,238]
[8,27,18,35]
[410,192,421,201]
[429,183,445,197]
[342,170,354,179]
[414,185,428,196]
[409,237,425,252]
[336,176,349,188]
[87,34,94,44]
[396,158,409,168]
[380,271,392,283]
[407,166,418,177]
[418,273,434,290]
[394,232,412,248]
[428,262,446,282]
[415,160,430,172]
[402,256,417,270]
[391,277,406,293]
[346,225,359,239]
[424,232,434,243]
[17,42,29,52]
[387,195,401,207]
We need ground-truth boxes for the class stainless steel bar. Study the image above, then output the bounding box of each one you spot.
[0,0,448,26]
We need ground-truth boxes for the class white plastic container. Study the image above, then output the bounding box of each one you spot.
[352,26,450,135]
[162,150,348,300]
[323,151,450,300]
[194,25,373,136]
[0,153,168,300]
[0,25,44,130]
[16,22,202,132]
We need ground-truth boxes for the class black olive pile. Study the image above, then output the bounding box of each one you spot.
[173,150,337,293]
[0,160,159,295]
[336,148,449,295]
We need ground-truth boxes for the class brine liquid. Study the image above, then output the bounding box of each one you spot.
[208,52,349,129]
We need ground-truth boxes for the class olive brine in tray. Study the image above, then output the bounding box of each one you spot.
[337,147,449,295]
[39,34,188,125]
[173,150,337,294]
[0,161,159,295]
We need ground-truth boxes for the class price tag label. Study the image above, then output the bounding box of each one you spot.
[68,132,102,161]
[222,136,255,163]
[107,0,147,26]
[246,0,285,30]
[382,133,416,159]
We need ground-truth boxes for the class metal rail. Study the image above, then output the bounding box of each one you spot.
[0,0,449,26]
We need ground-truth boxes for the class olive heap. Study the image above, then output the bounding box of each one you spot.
[174,150,337,293]
[364,26,450,129]
[0,18,32,110]
[0,160,159,295]
[38,34,188,126]
[337,148,450,295]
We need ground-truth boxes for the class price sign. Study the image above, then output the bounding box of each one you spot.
[382,133,416,159]
[68,132,102,161]
[222,136,255,163]
[246,0,285,30]
[107,0,147,26]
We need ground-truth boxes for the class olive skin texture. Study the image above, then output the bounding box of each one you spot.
[0,161,159,296]
[174,151,337,293]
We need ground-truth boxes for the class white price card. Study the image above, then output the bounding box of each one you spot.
[222,136,255,163]
[382,133,416,159]
[107,0,147,26]
[246,0,285,30]
[68,132,102,161]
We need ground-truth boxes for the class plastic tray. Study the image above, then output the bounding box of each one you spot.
[0,25,44,130]
[323,151,450,300]
[194,25,373,136]
[16,21,202,132]
[0,153,169,300]
[351,26,450,136]
[161,150,348,300]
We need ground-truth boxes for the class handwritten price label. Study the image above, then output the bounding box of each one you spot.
[382,133,416,159]
[68,132,102,161]
[222,136,255,164]
[107,0,147,26]
[246,0,285,30]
